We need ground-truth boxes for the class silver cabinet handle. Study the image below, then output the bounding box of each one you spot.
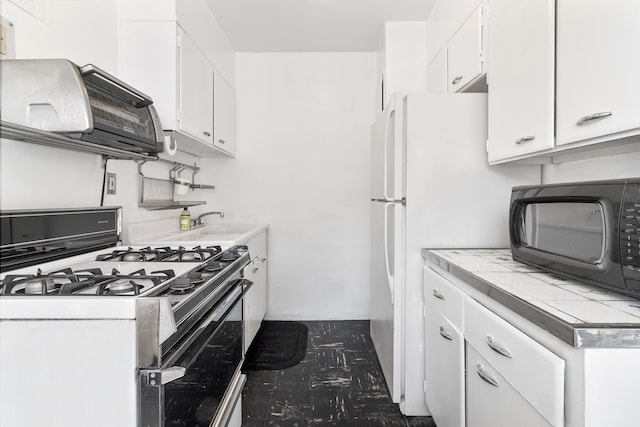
[218,139,226,144]
[252,267,259,273]
[432,289,445,300]
[476,364,499,387]
[203,131,211,137]
[486,335,512,358]
[451,75,463,85]
[439,326,453,341]
[515,136,535,144]
[577,111,613,126]
[261,257,267,263]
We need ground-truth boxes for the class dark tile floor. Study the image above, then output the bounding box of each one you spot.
[242,320,436,427]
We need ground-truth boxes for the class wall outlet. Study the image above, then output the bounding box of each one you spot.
[106,173,117,195]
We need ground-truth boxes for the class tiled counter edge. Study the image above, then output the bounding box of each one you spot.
[422,249,640,349]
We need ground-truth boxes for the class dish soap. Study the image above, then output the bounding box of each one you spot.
[179,207,191,231]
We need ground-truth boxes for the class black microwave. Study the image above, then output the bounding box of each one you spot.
[509,178,640,298]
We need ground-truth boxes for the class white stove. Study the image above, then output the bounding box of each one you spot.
[0,208,250,427]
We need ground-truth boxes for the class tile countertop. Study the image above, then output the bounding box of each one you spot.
[422,248,640,349]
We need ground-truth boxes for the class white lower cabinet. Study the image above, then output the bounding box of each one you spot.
[423,266,465,427]
[465,298,564,426]
[423,262,564,427]
[466,345,553,427]
[243,230,268,352]
[424,311,464,427]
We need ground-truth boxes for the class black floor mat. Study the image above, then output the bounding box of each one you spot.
[243,321,308,370]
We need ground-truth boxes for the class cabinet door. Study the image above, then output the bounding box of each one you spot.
[466,345,553,427]
[486,0,555,163]
[447,4,484,92]
[426,48,448,94]
[424,311,464,427]
[556,0,640,145]
[213,69,236,155]
[244,231,268,351]
[178,27,214,145]
[244,248,268,351]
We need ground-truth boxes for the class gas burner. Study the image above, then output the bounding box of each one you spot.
[104,280,144,296]
[165,246,222,262]
[204,261,223,272]
[220,248,240,261]
[96,247,175,262]
[1,268,99,295]
[170,277,195,294]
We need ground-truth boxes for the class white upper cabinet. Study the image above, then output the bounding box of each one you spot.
[213,69,236,155]
[179,28,214,146]
[555,0,640,146]
[377,22,426,111]
[425,48,448,94]
[447,5,485,93]
[118,0,236,157]
[486,0,555,163]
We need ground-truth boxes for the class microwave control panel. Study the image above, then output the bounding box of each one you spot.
[621,181,640,293]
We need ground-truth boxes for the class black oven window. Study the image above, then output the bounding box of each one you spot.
[163,300,243,426]
[524,202,605,263]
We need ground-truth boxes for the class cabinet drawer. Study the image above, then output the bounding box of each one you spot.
[466,345,553,427]
[465,297,564,426]
[423,266,465,330]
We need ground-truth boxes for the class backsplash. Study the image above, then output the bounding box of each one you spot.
[542,151,640,184]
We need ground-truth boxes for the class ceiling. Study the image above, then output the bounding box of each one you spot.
[205,0,437,52]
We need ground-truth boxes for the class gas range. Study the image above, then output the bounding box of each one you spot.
[0,207,251,427]
[0,244,248,315]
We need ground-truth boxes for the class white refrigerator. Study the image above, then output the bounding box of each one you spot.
[370,93,540,415]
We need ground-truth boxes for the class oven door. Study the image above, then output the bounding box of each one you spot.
[140,278,250,427]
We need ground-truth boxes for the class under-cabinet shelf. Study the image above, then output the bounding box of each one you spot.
[0,121,156,161]
[138,200,206,210]
[137,161,214,211]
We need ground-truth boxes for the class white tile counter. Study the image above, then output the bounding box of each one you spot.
[423,248,640,348]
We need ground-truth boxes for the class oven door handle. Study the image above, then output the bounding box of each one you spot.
[198,279,253,331]
[161,279,253,370]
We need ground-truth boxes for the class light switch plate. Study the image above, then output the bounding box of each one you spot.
[106,173,117,195]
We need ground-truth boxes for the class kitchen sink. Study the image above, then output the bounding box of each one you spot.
[135,222,267,247]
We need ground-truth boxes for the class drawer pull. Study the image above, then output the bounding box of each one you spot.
[252,267,259,273]
[439,326,453,341]
[515,136,535,144]
[203,131,211,137]
[218,139,226,144]
[577,111,612,126]
[432,289,445,300]
[451,75,463,85]
[476,364,499,387]
[486,335,512,358]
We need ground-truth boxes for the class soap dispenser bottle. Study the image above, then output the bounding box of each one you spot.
[179,207,191,231]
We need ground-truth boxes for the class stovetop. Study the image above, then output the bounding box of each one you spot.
[0,245,247,300]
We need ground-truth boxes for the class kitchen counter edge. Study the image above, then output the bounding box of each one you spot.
[422,248,640,349]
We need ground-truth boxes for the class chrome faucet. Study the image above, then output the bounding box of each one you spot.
[195,211,224,226]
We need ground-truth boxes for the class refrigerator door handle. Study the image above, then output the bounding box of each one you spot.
[382,108,395,201]
[383,201,394,304]
[371,197,406,206]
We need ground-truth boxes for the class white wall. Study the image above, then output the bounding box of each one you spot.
[200,52,377,320]
[542,151,640,183]
[1,0,120,75]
